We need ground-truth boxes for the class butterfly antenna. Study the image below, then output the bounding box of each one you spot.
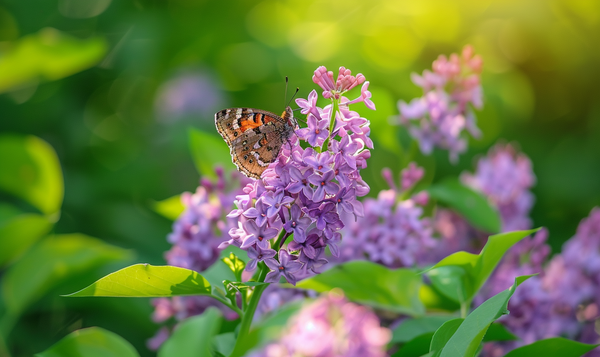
[284,76,289,107]
[286,87,299,107]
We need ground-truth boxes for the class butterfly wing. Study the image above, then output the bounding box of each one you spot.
[215,108,293,179]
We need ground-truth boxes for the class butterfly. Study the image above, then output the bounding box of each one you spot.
[215,106,296,179]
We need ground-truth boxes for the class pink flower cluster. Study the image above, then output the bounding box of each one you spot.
[397,45,483,162]
[249,292,391,357]
[221,66,374,285]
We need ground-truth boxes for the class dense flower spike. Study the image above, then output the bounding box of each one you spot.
[221,66,374,284]
[148,169,250,349]
[249,292,391,357]
[396,45,483,162]
[336,163,434,268]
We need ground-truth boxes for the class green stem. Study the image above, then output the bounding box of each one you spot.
[322,99,338,150]
[211,295,243,317]
[229,264,269,357]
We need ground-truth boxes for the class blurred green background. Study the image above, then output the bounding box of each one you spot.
[0,0,599,355]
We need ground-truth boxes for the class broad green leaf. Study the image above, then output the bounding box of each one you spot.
[296,261,424,316]
[0,28,107,93]
[433,275,534,357]
[151,194,185,220]
[503,338,599,357]
[0,135,64,216]
[188,128,233,178]
[428,178,501,233]
[64,264,211,298]
[429,318,463,356]
[0,213,53,267]
[418,285,460,312]
[35,326,139,357]
[2,233,132,317]
[158,307,222,357]
[426,266,468,304]
[482,323,517,342]
[392,332,435,357]
[392,315,455,344]
[213,332,236,357]
[426,229,539,302]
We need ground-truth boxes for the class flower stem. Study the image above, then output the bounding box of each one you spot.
[229,263,269,357]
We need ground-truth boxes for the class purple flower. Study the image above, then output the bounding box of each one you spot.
[243,198,270,227]
[287,167,314,199]
[330,135,359,170]
[401,162,425,191]
[262,190,294,218]
[303,149,333,174]
[240,219,279,250]
[332,187,364,217]
[308,202,340,231]
[296,113,329,147]
[288,231,324,259]
[308,171,340,202]
[283,205,313,243]
[246,246,277,272]
[396,45,483,162]
[295,89,320,117]
[264,249,303,285]
[313,66,365,100]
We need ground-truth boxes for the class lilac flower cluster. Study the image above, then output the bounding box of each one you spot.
[336,163,435,268]
[397,45,483,162]
[148,168,250,350]
[461,143,536,232]
[220,66,374,285]
[249,292,391,357]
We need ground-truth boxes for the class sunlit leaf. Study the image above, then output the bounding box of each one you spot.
[151,194,184,221]
[428,178,501,233]
[188,128,233,179]
[296,261,424,316]
[158,307,222,357]
[0,135,64,216]
[64,264,211,298]
[425,229,539,302]
[222,252,246,282]
[1,234,132,317]
[503,338,599,357]
[0,212,53,267]
[35,326,139,357]
[429,318,463,356]
[431,275,534,357]
[0,28,107,93]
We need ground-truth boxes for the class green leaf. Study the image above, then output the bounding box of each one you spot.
[0,135,64,216]
[392,315,455,344]
[158,307,222,357]
[64,264,212,298]
[0,28,107,93]
[429,318,463,356]
[296,261,424,316]
[212,332,236,357]
[427,266,469,304]
[425,229,539,302]
[188,128,233,179]
[2,233,132,317]
[151,194,185,220]
[503,338,599,357]
[202,246,249,297]
[482,323,518,342]
[432,275,534,357]
[0,213,53,267]
[34,326,139,357]
[222,252,246,282]
[428,178,501,233]
[392,332,435,357]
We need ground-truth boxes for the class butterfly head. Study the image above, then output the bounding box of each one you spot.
[282,106,298,128]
